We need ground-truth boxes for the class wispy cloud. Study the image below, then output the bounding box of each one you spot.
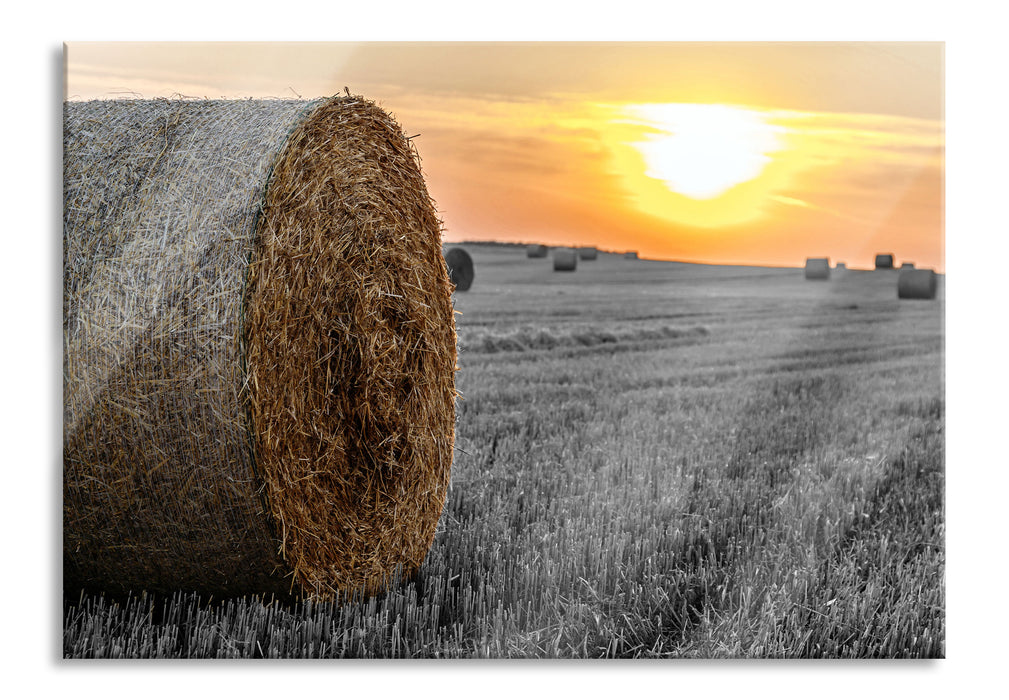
[767,194,876,227]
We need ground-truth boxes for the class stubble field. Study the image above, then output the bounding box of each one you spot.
[63,242,944,658]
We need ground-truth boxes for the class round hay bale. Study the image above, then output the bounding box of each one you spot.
[835,262,847,270]
[804,257,831,280]
[624,251,639,259]
[526,244,548,258]
[875,253,895,269]
[444,247,474,291]
[897,268,938,299]
[578,246,598,261]
[553,247,578,271]
[901,262,915,269]
[63,95,457,600]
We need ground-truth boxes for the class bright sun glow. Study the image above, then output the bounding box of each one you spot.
[625,104,786,199]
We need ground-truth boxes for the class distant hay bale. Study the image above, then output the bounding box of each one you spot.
[63,95,457,600]
[624,251,639,259]
[526,244,548,258]
[444,247,475,291]
[835,262,847,270]
[553,247,578,271]
[875,253,895,269]
[578,246,598,261]
[898,268,938,299]
[804,257,831,280]
[901,262,915,269]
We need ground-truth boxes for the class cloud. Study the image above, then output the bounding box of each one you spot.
[67,42,943,120]
[767,194,877,227]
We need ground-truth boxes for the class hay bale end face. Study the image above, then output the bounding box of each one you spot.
[804,257,831,280]
[875,253,895,269]
[63,96,457,600]
[578,246,598,261]
[898,268,938,299]
[553,247,578,271]
[526,244,548,258]
[444,247,475,291]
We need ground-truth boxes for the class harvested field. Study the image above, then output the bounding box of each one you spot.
[64,243,944,659]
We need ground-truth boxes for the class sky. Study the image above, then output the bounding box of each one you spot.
[65,41,944,271]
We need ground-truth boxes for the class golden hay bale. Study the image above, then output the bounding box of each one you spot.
[897,268,938,299]
[444,247,474,291]
[624,251,639,259]
[875,253,895,269]
[553,247,578,271]
[63,95,457,600]
[804,257,830,280]
[578,246,598,261]
[526,244,548,258]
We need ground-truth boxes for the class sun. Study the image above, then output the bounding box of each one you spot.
[625,103,786,200]
[599,102,802,229]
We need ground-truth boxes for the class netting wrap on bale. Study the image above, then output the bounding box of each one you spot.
[63,95,458,600]
[444,247,474,291]
[804,257,830,280]
[897,268,938,299]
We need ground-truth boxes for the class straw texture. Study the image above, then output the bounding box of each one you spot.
[875,254,895,269]
[526,244,548,258]
[444,247,474,291]
[804,257,830,280]
[897,268,938,299]
[64,95,457,599]
[578,247,598,261]
[553,248,578,271]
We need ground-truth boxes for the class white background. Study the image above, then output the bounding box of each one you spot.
[5,1,1004,696]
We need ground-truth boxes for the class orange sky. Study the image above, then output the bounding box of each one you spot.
[65,42,944,271]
